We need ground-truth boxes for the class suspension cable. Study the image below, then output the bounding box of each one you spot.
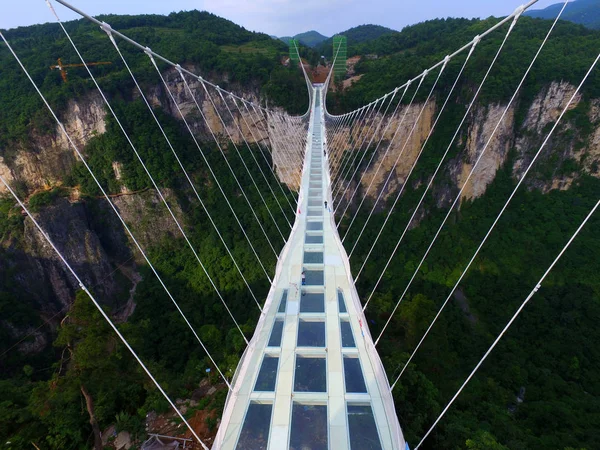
[333,94,390,207]
[103,25,263,312]
[334,90,399,216]
[1,25,232,389]
[147,53,274,283]
[54,15,249,344]
[391,11,595,381]
[354,47,476,283]
[339,76,422,230]
[230,95,297,219]
[194,78,288,243]
[346,61,448,255]
[365,12,521,317]
[414,197,600,449]
[0,172,211,450]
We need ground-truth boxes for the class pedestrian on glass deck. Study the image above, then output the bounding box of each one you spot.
[301,270,306,285]
[324,201,328,209]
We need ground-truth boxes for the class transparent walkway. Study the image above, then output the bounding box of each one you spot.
[213,85,406,450]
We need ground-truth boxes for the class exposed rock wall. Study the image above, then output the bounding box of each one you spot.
[332,81,600,211]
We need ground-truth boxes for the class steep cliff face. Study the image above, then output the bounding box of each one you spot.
[0,68,303,350]
[333,81,600,211]
[0,92,106,195]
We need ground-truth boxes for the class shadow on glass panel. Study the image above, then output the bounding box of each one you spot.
[303,251,324,264]
[278,290,288,313]
[338,289,347,313]
[267,319,284,347]
[306,222,323,231]
[305,234,324,244]
[341,321,356,348]
[254,356,279,392]
[300,292,325,313]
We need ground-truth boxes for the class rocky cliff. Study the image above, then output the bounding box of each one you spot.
[0,67,303,351]
[331,81,600,212]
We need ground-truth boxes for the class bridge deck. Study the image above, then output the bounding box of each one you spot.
[213,86,405,450]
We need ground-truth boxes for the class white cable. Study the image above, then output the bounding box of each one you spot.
[0,171,211,450]
[147,53,273,283]
[2,24,232,389]
[339,74,424,234]
[233,96,297,218]
[332,103,375,191]
[104,27,263,312]
[192,75,285,250]
[374,12,554,344]
[354,48,475,283]
[414,197,600,449]
[60,21,249,344]
[322,2,540,121]
[221,92,293,228]
[211,85,290,239]
[332,104,372,189]
[365,13,519,316]
[346,62,447,254]
[266,110,303,190]
[392,13,594,381]
[334,90,399,214]
[334,94,391,207]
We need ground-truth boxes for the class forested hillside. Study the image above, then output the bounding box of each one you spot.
[1,7,599,450]
[329,14,600,450]
[0,10,308,153]
[0,10,306,449]
[316,24,398,57]
[525,0,600,29]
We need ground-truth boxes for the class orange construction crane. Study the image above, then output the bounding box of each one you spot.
[50,58,112,83]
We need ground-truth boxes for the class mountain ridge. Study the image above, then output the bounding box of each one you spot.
[524,0,600,29]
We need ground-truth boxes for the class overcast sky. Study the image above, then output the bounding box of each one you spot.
[3,0,562,36]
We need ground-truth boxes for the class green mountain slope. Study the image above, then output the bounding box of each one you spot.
[524,0,600,29]
[0,10,309,151]
[317,24,398,56]
[292,30,329,47]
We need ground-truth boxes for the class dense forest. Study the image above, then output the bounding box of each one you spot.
[326,16,600,113]
[329,12,600,450]
[316,24,398,58]
[0,10,304,449]
[0,6,599,450]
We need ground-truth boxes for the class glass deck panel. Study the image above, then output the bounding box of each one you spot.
[340,321,356,348]
[235,403,273,450]
[343,357,367,393]
[305,269,324,285]
[305,234,324,244]
[338,290,347,313]
[290,403,328,450]
[267,319,284,347]
[347,404,382,450]
[278,290,288,313]
[300,292,325,313]
[294,357,326,392]
[303,251,324,264]
[254,356,279,392]
[307,221,323,231]
[297,320,325,347]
